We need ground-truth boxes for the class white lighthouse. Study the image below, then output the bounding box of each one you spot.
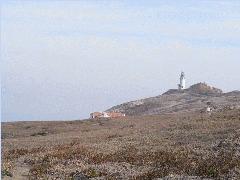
[178,72,186,90]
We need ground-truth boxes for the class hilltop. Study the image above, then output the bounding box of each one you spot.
[106,83,240,116]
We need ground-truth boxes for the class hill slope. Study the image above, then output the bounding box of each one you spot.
[107,83,240,116]
[2,109,240,179]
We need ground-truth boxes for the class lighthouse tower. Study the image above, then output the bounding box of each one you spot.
[178,72,186,90]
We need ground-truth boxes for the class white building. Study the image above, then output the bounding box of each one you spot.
[178,72,186,90]
[102,112,110,118]
[90,111,126,119]
[206,106,212,113]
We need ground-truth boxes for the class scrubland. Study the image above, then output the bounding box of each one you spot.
[2,109,240,179]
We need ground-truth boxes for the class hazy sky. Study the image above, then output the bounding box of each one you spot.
[1,0,240,121]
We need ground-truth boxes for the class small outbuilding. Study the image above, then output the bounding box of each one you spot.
[206,106,212,113]
[90,111,125,119]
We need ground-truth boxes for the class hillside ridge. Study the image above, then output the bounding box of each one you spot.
[106,83,240,116]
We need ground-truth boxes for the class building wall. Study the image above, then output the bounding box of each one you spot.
[90,112,126,119]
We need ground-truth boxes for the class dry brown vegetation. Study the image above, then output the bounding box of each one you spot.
[2,109,240,179]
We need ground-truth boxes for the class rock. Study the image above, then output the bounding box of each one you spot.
[187,83,222,95]
[71,172,89,180]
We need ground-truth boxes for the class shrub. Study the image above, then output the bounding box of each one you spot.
[1,169,13,177]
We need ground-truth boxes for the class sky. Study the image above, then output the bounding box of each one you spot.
[1,0,240,121]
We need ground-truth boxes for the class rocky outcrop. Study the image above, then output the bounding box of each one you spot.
[187,82,222,95]
[106,83,240,116]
